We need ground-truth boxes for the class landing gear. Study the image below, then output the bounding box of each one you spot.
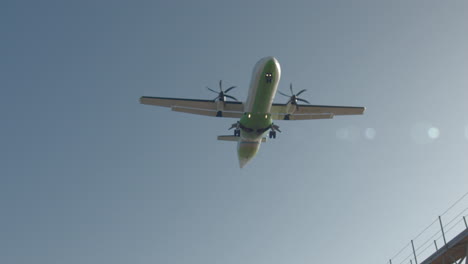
[268,123,280,139]
[229,122,241,137]
[269,130,276,139]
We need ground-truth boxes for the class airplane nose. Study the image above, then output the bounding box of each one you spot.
[237,140,261,168]
[262,56,278,63]
[269,56,279,64]
[265,56,281,76]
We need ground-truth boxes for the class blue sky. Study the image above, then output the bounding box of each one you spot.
[1,1,468,263]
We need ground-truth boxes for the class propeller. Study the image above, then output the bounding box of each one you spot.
[271,123,281,133]
[278,83,310,106]
[207,80,238,102]
[229,121,240,130]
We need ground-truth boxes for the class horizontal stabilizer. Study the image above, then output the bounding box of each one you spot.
[217,136,267,142]
[217,135,240,142]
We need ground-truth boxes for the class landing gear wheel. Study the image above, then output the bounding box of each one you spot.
[234,129,240,137]
[269,130,276,139]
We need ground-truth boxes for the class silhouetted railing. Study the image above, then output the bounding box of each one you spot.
[388,191,468,264]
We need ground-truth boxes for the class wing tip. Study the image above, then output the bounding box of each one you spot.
[139,96,148,105]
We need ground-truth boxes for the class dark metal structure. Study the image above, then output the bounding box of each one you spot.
[420,228,468,264]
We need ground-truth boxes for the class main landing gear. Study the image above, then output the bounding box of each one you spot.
[229,122,241,137]
[269,130,276,139]
[269,123,281,139]
[230,122,281,139]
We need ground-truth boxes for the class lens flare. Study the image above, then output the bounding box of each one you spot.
[364,128,376,140]
[427,127,440,139]
[411,123,439,144]
[336,126,359,141]
[336,127,349,140]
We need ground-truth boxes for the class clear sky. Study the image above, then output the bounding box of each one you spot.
[1,0,468,263]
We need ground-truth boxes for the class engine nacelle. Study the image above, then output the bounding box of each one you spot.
[285,101,298,115]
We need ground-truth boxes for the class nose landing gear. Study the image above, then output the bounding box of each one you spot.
[229,122,241,137]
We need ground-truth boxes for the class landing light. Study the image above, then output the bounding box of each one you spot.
[265,115,268,119]
[248,114,251,118]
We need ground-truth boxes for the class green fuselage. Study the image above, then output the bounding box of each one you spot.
[237,57,281,168]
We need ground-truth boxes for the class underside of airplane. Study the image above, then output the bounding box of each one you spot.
[140,57,365,168]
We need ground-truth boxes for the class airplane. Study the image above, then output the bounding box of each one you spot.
[140,56,365,168]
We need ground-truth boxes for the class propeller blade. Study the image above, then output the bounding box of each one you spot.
[224,86,237,93]
[225,95,239,101]
[219,80,223,91]
[278,91,290,97]
[297,98,310,104]
[272,124,281,133]
[229,122,239,130]
[207,87,218,94]
[289,83,293,95]
[296,89,307,96]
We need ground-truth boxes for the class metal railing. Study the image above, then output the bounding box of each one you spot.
[388,191,468,264]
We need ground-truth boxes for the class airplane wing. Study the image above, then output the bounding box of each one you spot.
[271,103,365,120]
[140,96,244,118]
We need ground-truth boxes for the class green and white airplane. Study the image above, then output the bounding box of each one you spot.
[140,56,365,168]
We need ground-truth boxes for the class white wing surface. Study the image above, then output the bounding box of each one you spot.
[140,96,244,118]
[271,103,365,120]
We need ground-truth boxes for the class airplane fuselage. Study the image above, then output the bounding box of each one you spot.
[140,56,365,168]
[237,57,281,168]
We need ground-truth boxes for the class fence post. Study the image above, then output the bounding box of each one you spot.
[439,216,447,247]
[412,240,418,264]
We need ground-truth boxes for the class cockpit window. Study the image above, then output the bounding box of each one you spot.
[265,73,273,83]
